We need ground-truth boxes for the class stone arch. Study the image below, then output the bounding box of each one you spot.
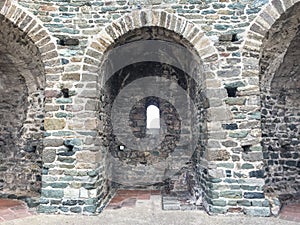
[79,9,236,212]
[0,0,60,87]
[84,10,219,70]
[0,1,60,200]
[242,0,300,214]
[242,0,300,80]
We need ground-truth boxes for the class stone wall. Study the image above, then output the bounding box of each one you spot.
[0,0,298,217]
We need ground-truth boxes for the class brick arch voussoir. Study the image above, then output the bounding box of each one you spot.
[243,0,300,60]
[0,1,60,74]
[84,9,219,70]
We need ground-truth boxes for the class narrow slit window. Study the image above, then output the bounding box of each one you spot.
[146,105,160,129]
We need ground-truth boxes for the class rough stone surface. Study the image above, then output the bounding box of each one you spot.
[0,0,299,217]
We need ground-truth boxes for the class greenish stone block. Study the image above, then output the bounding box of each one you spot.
[230,185,241,190]
[220,191,242,199]
[237,200,251,206]
[234,113,246,119]
[50,199,61,205]
[50,182,69,189]
[246,8,260,14]
[64,170,78,177]
[61,28,80,34]
[228,3,245,10]
[163,0,177,3]
[209,206,227,214]
[59,176,74,181]
[55,112,69,118]
[56,98,72,104]
[45,23,64,28]
[252,200,263,207]
[70,206,82,213]
[224,178,238,184]
[273,198,280,206]
[236,22,250,28]
[40,16,52,22]
[208,178,222,183]
[87,170,98,177]
[244,192,265,199]
[241,185,257,191]
[201,9,216,15]
[250,146,263,151]
[217,163,234,169]
[241,163,254,169]
[228,200,237,206]
[37,205,58,213]
[229,131,248,138]
[58,156,75,163]
[83,183,96,190]
[59,206,69,213]
[187,0,202,3]
[112,14,121,19]
[101,6,118,12]
[59,6,68,11]
[64,138,82,147]
[244,208,271,217]
[77,171,88,176]
[83,206,97,213]
[249,112,261,120]
[52,131,75,136]
[93,2,104,6]
[42,189,64,198]
[77,131,98,137]
[207,190,220,199]
[262,200,270,207]
[211,199,226,206]
[39,198,50,204]
[237,179,246,184]
[53,18,61,22]
[225,81,245,88]
[233,172,244,178]
[232,52,241,57]
[84,198,97,205]
[214,24,231,31]
[212,3,225,9]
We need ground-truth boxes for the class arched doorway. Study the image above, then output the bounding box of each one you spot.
[99,27,204,191]
[0,14,45,204]
[259,2,300,214]
[81,10,222,213]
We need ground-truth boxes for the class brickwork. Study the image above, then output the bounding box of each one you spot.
[0,0,298,217]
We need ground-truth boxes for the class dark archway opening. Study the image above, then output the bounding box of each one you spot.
[260,3,300,214]
[98,27,207,210]
[0,16,45,206]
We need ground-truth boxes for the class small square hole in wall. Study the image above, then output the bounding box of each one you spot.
[119,145,125,151]
[225,87,237,97]
[242,145,251,153]
[231,33,238,42]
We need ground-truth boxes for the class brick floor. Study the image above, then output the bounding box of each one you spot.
[0,199,35,223]
[279,202,300,222]
[106,190,161,209]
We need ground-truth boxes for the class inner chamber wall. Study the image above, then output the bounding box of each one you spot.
[98,27,207,189]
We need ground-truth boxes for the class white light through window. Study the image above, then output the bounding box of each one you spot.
[146,105,160,129]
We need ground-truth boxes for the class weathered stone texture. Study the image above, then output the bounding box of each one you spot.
[0,0,299,217]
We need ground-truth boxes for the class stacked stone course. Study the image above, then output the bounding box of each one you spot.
[0,0,298,217]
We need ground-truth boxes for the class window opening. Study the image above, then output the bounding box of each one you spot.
[146,105,160,129]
